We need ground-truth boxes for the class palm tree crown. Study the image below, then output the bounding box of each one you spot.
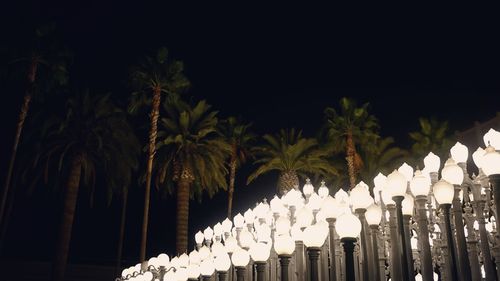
[409,117,454,162]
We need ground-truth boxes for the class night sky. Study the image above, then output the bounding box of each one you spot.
[0,2,499,266]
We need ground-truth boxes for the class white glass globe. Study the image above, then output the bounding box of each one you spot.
[175,267,188,281]
[199,258,215,277]
[296,207,313,228]
[483,128,500,148]
[321,196,341,219]
[221,218,232,234]
[365,203,382,226]
[387,170,407,198]
[143,271,153,281]
[214,252,231,272]
[158,253,170,267]
[398,163,414,182]
[231,248,250,267]
[249,242,270,262]
[441,158,464,185]
[334,189,349,201]
[303,223,328,248]
[170,257,180,269]
[233,213,245,228]
[178,253,189,268]
[381,187,395,205]
[203,227,214,241]
[274,234,295,255]
[410,169,431,197]
[303,178,314,196]
[373,173,387,190]
[213,223,223,237]
[424,152,441,173]
[318,181,329,198]
[450,142,469,163]
[402,193,414,216]
[350,182,373,210]
[291,224,304,241]
[198,246,210,261]
[275,216,291,235]
[148,257,159,268]
[287,189,304,207]
[433,179,454,205]
[186,264,200,279]
[482,146,500,176]
[224,235,238,254]
[335,212,362,239]
[195,231,204,245]
[189,250,201,265]
[473,147,485,169]
[270,195,283,213]
[163,270,176,281]
[307,193,322,211]
[243,209,255,224]
[211,241,226,257]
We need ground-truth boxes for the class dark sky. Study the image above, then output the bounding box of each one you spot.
[0,2,499,267]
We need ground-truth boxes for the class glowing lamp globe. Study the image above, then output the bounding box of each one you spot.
[158,253,170,267]
[179,253,189,268]
[233,213,245,228]
[270,195,283,213]
[249,242,270,262]
[275,216,291,235]
[238,230,254,249]
[450,142,469,163]
[381,186,395,205]
[387,170,407,198]
[198,246,210,261]
[221,218,232,234]
[148,257,159,268]
[424,152,441,173]
[203,227,214,241]
[254,203,269,219]
[296,207,313,228]
[482,145,500,176]
[211,241,226,257]
[291,224,304,241]
[433,179,454,205]
[402,193,414,216]
[175,267,188,281]
[224,235,238,254]
[303,223,328,248]
[484,128,500,148]
[163,270,175,281]
[214,252,231,272]
[318,181,329,198]
[274,234,295,255]
[287,189,303,207]
[170,256,180,269]
[256,224,271,242]
[303,178,314,196]
[321,196,341,219]
[186,264,200,279]
[213,223,223,237]
[335,212,362,239]
[231,248,250,267]
[374,173,387,190]
[441,158,464,185]
[199,258,215,277]
[121,268,130,278]
[350,182,373,210]
[398,163,414,182]
[307,193,322,211]
[410,169,431,197]
[365,203,382,226]
[243,209,255,224]
[189,250,201,265]
[473,147,485,169]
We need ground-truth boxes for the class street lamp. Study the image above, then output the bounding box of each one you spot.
[321,195,342,281]
[402,193,415,279]
[483,128,500,149]
[186,263,200,281]
[303,223,328,281]
[365,203,382,281]
[274,234,295,281]
[199,258,215,281]
[214,252,231,281]
[433,179,458,281]
[249,242,270,281]
[351,181,374,281]
[336,212,362,281]
[387,169,411,280]
[231,248,250,281]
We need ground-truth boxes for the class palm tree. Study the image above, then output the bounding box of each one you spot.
[324,97,379,189]
[359,137,409,184]
[155,96,230,254]
[25,92,139,281]
[247,129,338,195]
[0,24,70,230]
[129,47,189,263]
[409,117,454,162]
[219,117,255,218]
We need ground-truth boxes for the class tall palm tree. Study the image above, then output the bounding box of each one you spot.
[247,129,338,195]
[359,137,408,184]
[0,24,70,230]
[155,96,230,254]
[129,47,189,263]
[409,117,454,162]
[219,117,255,218]
[25,92,139,281]
[324,97,379,189]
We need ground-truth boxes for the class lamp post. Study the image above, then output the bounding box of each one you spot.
[232,248,250,281]
[410,169,434,281]
[381,186,402,281]
[304,223,328,281]
[434,179,458,281]
[214,252,231,281]
[249,242,270,281]
[274,234,295,281]
[481,145,500,232]
[402,193,415,281]
[366,203,382,281]
[321,195,340,281]
[336,212,362,281]
[186,263,200,281]
[387,170,411,280]
[200,258,215,281]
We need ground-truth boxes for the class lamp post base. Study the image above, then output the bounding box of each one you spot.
[235,266,246,281]
[217,271,227,281]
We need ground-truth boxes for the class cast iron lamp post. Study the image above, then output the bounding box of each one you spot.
[365,203,382,281]
[401,193,416,280]
[200,257,215,281]
[249,242,270,281]
[433,179,458,281]
[274,234,295,281]
[336,212,362,281]
[231,247,250,281]
[303,223,328,281]
[214,252,231,281]
[321,195,341,281]
[351,181,374,281]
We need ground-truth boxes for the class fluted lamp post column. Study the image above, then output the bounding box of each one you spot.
[231,248,250,281]
[410,169,434,281]
[304,223,329,281]
[387,170,411,281]
[274,234,295,281]
[249,242,270,281]
[365,203,383,281]
[434,179,459,281]
[336,211,362,281]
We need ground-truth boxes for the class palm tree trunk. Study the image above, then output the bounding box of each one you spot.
[115,189,128,276]
[140,87,161,264]
[278,170,299,195]
[227,151,237,219]
[346,130,356,189]
[0,58,38,228]
[176,170,191,254]
[52,153,82,281]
